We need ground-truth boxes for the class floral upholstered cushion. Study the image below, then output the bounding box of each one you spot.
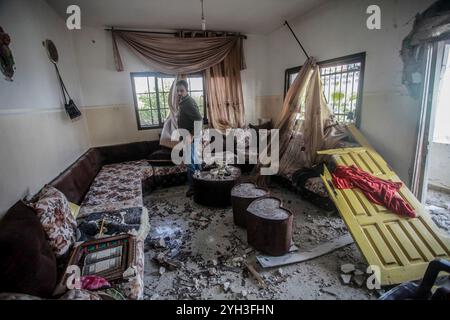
[304,177,328,197]
[79,160,153,218]
[152,164,187,177]
[31,185,77,257]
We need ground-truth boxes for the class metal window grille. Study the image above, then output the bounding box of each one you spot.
[131,72,207,130]
[285,52,365,126]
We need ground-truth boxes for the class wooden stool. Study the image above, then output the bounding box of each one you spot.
[231,183,268,228]
[246,197,293,256]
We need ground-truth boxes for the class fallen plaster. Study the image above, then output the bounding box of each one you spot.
[426,189,450,233]
[142,183,377,300]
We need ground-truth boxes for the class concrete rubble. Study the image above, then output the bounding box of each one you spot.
[142,184,377,300]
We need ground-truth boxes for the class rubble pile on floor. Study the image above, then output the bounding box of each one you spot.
[141,185,376,300]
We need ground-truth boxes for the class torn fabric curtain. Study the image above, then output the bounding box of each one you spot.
[112,30,246,74]
[254,57,347,182]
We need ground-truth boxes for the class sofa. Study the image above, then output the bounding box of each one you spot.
[0,141,187,300]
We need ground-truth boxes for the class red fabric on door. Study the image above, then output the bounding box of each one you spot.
[332,165,416,218]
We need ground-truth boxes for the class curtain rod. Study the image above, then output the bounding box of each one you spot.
[104,27,247,39]
[284,20,310,59]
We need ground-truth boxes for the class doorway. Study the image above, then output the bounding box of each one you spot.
[413,40,450,233]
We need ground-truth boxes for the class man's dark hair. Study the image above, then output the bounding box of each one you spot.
[176,79,189,90]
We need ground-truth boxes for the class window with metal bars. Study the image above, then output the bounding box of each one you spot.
[284,52,365,126]
[131,72,207,130]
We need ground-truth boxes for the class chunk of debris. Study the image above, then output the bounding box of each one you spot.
[208,267,217,276]
[153,254,182,271]
[353,274,365,287]
[189,212,198,219]
[245,263,267,288]
[223,281,231,292]
[158,237,167,248]
[354,269,364,276]
[340,273,352,285]
[340,263,355,274]
[159,266,166,275]
[150,293,160,300]
[241,289,248,298]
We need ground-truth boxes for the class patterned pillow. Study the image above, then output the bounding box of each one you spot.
[31,185,77,257]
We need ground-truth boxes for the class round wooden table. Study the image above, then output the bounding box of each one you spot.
[193,166,241,207]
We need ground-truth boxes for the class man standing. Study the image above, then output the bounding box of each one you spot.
[176,79,203,197]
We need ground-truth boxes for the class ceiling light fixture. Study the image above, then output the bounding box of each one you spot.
[201,0,206,31]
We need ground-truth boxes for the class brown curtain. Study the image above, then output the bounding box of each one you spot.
[112,30,242,75]
[205,37,245,132]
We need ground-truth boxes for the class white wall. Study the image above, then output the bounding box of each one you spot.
[0,0,90,217]
[265,0,435,183]
[428,142,450,191]
[72,27,269,146]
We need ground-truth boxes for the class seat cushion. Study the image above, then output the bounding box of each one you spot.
[153,164,187,188]
[79,160,152,218]
[0,201,57,297]
[31,185,77,257]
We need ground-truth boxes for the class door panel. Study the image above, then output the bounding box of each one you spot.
[320,147,450,285]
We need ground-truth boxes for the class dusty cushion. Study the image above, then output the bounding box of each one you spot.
[0,201,57,297]
[79,160,151,218]
[31,185,77,257]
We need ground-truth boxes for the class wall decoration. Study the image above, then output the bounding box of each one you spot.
[44,39,82,120]
[0,26,15,81]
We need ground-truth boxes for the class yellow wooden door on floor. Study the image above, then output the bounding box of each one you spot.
[319,147,450,286]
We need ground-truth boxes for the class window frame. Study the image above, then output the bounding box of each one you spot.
[284,52,366,127]
[131,72,208,130]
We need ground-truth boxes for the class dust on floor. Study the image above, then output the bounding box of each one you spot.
[426,188,450,233]
[142,183,377,300]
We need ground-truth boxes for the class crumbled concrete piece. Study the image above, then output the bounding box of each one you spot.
[241,290,248,298]
[340,263,355,274]
[208,267,217,276]
[340,274,352,285]
[223,281,231,292]
[354,269,364,276]
[150,293,160,300]
[353,275,365,287]
[277,268,284,276]
[189,212,198,219]
[212,259,218,266]
[158,237,166,248]
[159,266,166,275]
[320,288,338,297]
